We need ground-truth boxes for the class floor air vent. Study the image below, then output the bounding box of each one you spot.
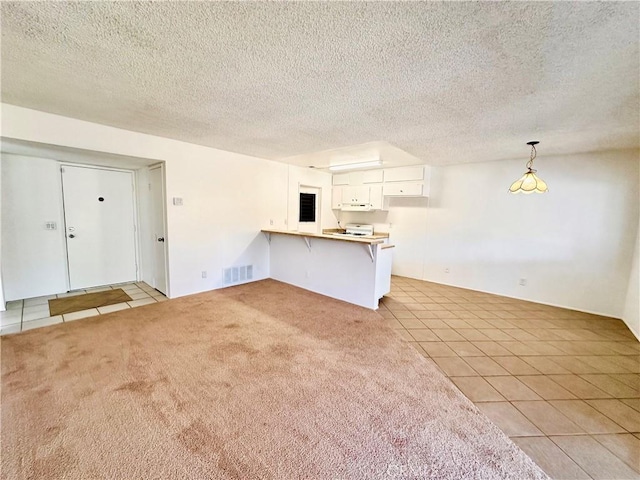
[223,265,254,286]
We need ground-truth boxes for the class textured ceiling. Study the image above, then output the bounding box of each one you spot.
[1,2,638,166]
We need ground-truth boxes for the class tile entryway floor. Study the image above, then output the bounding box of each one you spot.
[0,282,167,335]
[381,276,639,480]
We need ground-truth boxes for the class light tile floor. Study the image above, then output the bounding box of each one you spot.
[0,282,167,335]
[380,276,639,480]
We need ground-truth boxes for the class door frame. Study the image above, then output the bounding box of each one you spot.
[60,162,141,291]
[147,163,169,297]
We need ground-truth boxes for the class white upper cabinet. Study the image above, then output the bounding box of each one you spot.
[383,166,425,182]
[382,166,430,197]
[382,183,424,196]
[332,173,350,185]
[362,170,384,184]
[331,186,343,209]
[341,185,370,204]
[331,165,430,207]
[369,185,385,210]
[332,170,383,185]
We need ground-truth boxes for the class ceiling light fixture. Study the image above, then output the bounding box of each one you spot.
[509,141,548,194]
[328,160,382,172]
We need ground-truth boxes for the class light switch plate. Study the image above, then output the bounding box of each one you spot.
[172,197,183,206]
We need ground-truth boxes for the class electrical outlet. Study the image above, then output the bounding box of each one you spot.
[270,219,274,225]
[202,271,207,279]
[445,268,450,274]
[519,278,527,286]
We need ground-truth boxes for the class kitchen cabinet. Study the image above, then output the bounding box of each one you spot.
[331,186,343,209]
[341,185,370,204]
[333,170,383,186]
[331,165,430,207]
[383,166,425,182]
[332,184,387,210]
[382,183,424,197]
[362,170,384,184]
[369,185,385,210]
[332,173,350,186]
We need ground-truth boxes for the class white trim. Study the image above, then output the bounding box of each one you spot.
[148,163,170,297]
[415,276,626,320]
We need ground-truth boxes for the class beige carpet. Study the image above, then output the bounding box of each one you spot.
[1,280,547,479]
[49,288,132,316]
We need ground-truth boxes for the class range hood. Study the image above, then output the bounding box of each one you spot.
[340,203,372,212]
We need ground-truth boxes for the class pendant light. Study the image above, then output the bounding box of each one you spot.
[509,141,548,194]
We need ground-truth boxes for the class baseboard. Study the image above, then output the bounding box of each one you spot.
[395,274,623,319]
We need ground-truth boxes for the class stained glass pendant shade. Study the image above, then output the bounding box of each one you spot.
[509,141,549,194]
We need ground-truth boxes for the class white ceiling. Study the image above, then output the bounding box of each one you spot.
[1,2,638,167]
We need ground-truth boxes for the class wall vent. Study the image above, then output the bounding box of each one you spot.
[223,265,254,286]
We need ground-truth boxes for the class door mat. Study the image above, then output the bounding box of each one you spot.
[49,289,133,316]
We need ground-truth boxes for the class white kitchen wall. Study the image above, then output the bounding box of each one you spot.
[340,149,639,319]
[1,154,69,300]
[0,104,333,300]
[287,166,335,232]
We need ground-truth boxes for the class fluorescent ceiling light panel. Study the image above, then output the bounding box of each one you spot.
[328,160,382,171]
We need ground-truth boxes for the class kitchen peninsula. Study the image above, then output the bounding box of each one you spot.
[262,229,393,309]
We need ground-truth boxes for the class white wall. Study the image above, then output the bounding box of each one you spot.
[340,150,639,319]
[3,103,635,318]
[164,154,288,297]
[1,154,68,300]
[0,104,335,300]
[622,215,639,339]
[424,150,638,317]
[0,153,4,310]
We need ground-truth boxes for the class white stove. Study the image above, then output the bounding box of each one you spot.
[331,224,375,238]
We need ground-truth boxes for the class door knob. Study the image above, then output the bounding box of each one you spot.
[68,234,75,238]
[157,237,165,242]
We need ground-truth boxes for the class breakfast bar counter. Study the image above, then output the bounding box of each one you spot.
[261,229,388,244]
[262,229,393,310]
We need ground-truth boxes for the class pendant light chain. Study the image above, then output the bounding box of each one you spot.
[526,144,537,172]
[508,141,548,194]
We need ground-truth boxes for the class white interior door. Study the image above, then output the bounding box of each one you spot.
[62,165,137,290]
[149,165,168,294]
